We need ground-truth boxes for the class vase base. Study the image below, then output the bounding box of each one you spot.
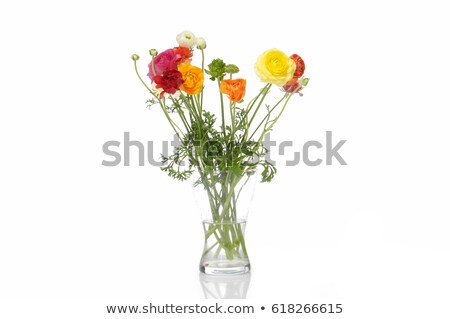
[200,263,251,275]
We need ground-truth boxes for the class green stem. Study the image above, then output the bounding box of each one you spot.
[180,94,202,139]
[229,101,235,138]
[244,84,272,141]
[151,56,156,77]
[218,79,226,136]
[236,223,248,257]
[256,93,294,144]
[199,48,205,117]
[161,98,184,138]
[133,61,184,138]
[243,83,271,119]
[247,85,271,128]
[201,48,205,71]
[248,93,288,140]
[133,60,156,98]
[202,241,219,256]
[170,97,191,132]
[201,170,251,260]
[180,94,200,121]
[196,94,203,120]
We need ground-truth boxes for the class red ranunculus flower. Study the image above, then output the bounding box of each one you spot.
[282,54,306,93]
[290,54,305,78]
[173,46,193,64]
[153,69,184,97]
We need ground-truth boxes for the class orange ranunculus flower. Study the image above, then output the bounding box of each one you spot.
[219,79,246,103]
[178,63,204,95]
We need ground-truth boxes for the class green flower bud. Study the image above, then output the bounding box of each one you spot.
[196,37,206,50]
[301,77,310,86]
[131,54,140,61]
[207,58,226,80]
[225,64,239,74]
[149,49,158,57]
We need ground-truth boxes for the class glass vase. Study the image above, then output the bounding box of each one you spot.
[193,169,257,275]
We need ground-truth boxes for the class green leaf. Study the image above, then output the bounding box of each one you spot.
[260,161,277,183]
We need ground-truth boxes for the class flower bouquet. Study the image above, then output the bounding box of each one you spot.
[132,31,309,275]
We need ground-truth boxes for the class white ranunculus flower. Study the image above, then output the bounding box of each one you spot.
[176,31,197,48]
[196,37,206,50]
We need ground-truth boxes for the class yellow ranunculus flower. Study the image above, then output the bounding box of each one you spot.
[254,49,296,86]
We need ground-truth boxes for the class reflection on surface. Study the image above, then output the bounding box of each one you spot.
[199,272,251,299]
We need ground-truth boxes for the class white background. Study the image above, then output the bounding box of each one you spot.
[1,0,449,318]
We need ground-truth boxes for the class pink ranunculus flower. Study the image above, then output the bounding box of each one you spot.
[147,49,179,81]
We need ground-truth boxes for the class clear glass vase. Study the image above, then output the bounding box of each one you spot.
[193,169,257,275]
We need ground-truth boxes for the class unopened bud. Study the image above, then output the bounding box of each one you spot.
[131,54,140,61]
[225,64,239,74]
[196,37,206,50]
[149,49,158,57]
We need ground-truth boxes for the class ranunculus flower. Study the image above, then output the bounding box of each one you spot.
[147,49,179,81]
[153,69,184,97]
[290,54,305,78]
[173,46,193,64]
[196,37,206,49]
[220,79,246,102]
[283,77,309,95]
[282,79,302,93]
[176,31,197,48]
[282,54,306,93]
[178,63,204,95]
[254,49,296,86]
[207,58,226,80]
